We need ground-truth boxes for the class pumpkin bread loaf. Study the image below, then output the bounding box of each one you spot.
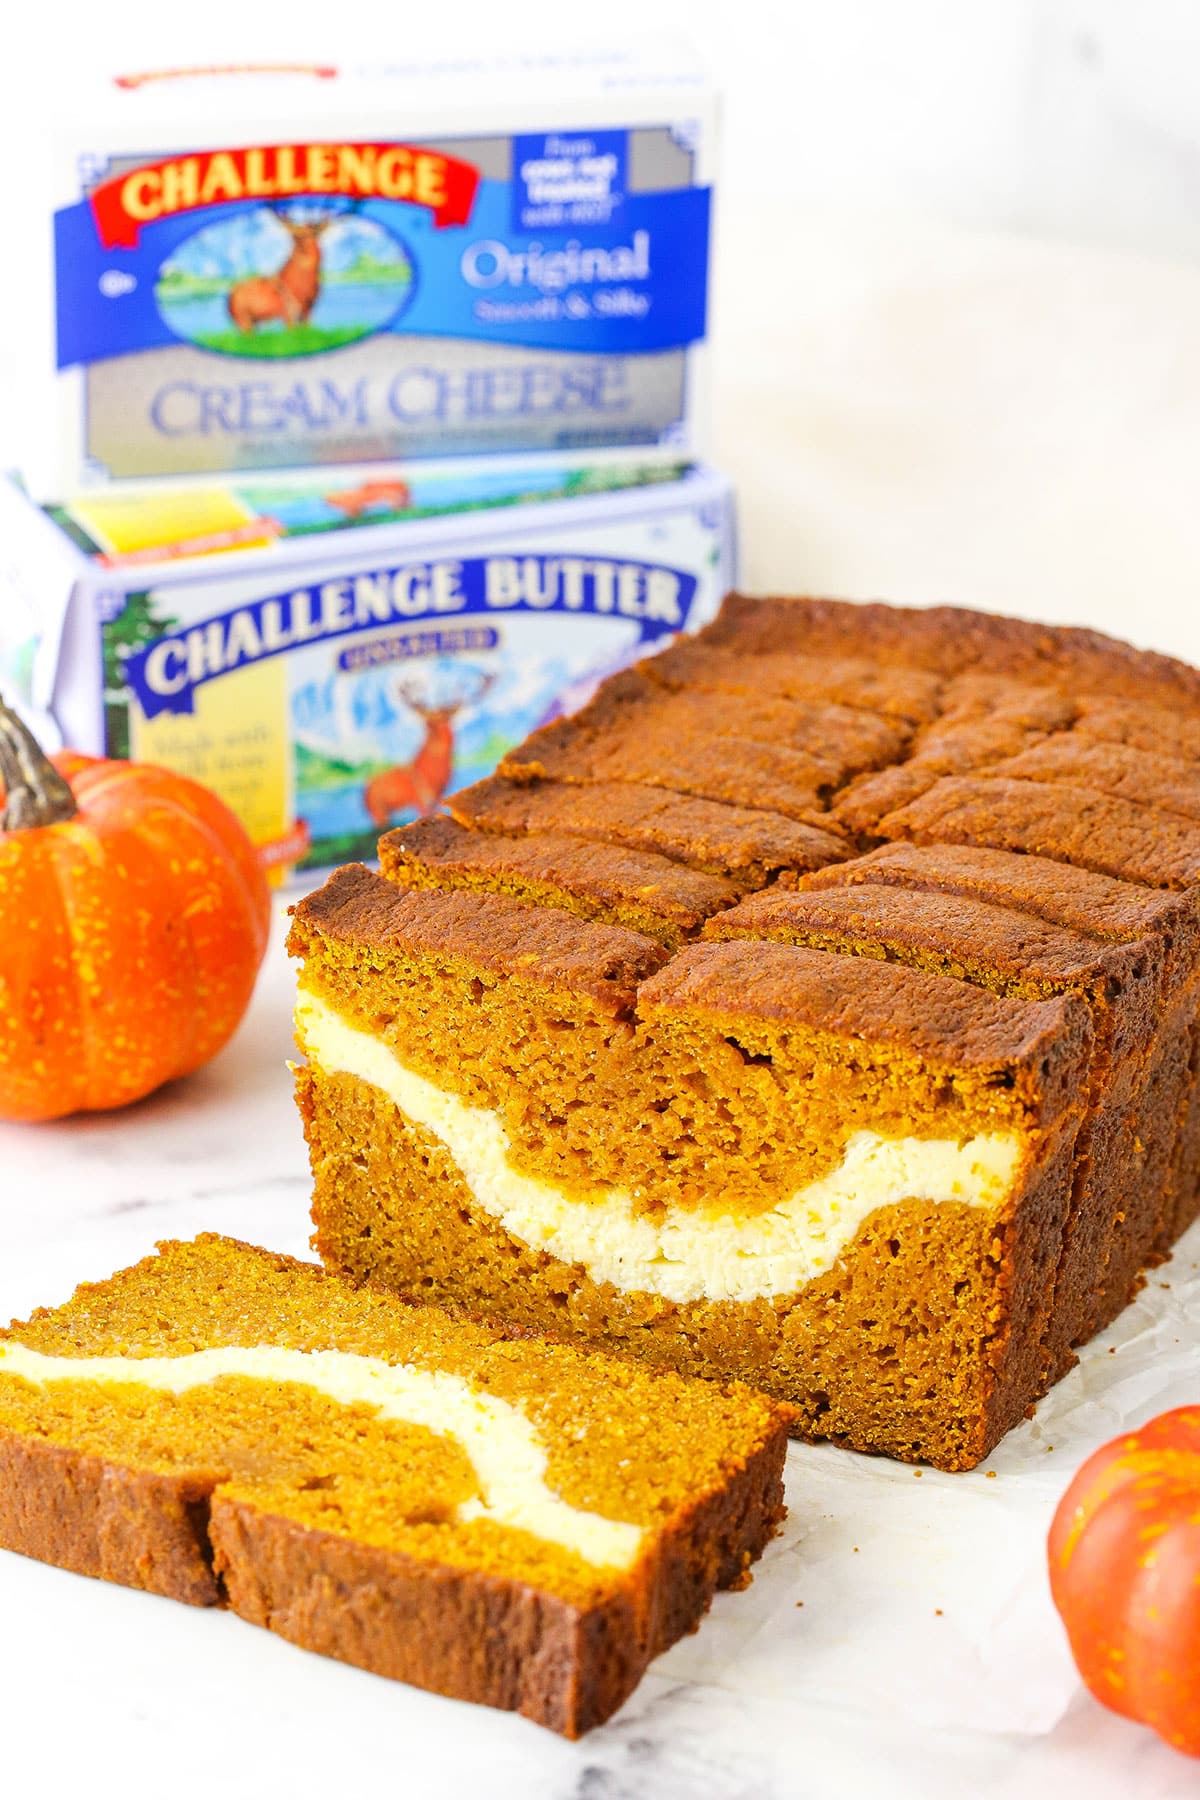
[294,596,1200,1470]
[292,865,1093,1470]
[0,1235,791,1738]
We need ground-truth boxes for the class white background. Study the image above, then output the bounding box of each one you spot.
[5,2,1200,261]
[3,9,1200,1796]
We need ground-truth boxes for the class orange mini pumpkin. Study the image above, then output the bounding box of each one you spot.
[1049,1406,1200,1759]
[0,699,271,1121]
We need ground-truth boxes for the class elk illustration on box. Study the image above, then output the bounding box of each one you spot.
[227,211,333,334]
[364,674,497,828]
[154,203,415,358]
[325,479,413,520]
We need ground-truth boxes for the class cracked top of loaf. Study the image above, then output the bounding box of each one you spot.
[379,815,739,950]
[291,862,668,1013]
[291,860,1093,1135]
[703,595,1200,708]
[376,593,1200,965]
[443,775,851,883]
[331,597,1200,1094]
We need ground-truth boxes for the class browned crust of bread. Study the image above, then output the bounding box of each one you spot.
[876,776,1200,889]
[1076,694,1200,763]
[289,862,669,1013]
[992,735,1200,822]
[799,843,1200,1033]
[378,815,739,948]
[504,729,836,821]
[707,882,1128,991]
[448,775,852,882]
[0,1434,221,1605]
[208,1424,786,1737]
[702,594,1200,710]
[505,669,912,782]
[638,637,944,723]
[497,673,905,820]
[832,679,1079,834]
[704,882,1163,1072]
[639,937,1092,1113]
[799,840,1197,943]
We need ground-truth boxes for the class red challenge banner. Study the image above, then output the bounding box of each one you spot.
[89,142,481,248]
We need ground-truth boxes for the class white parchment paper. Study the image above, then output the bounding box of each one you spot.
[660,1222,1200,1743]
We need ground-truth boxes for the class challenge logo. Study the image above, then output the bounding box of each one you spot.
[90,143,481,248]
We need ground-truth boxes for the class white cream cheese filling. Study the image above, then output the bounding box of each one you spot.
[0,1342,643,1572]
[296,987,1024,1306]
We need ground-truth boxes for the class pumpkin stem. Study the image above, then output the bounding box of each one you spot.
[0,695,78,830]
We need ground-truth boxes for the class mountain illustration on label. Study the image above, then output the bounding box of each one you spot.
[155,203,415,358]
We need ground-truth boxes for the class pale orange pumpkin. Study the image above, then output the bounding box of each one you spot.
[0,699,271,1121]
[1049,1406,1200,1759]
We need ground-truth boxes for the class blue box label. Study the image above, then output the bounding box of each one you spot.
[52,123,710,478]
[513,130,628,229]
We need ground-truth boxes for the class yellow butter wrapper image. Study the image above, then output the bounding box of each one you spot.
[130,658,294,874]
[71,488,280,565]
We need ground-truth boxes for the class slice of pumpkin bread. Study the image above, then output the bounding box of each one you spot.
[290,865,1093,1472]
[445,775,852,886]
[0,1235,791,1738]
[379,815,740,949]
[875,776,1200,890]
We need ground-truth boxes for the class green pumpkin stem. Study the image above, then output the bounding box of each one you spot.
[0,695,78,830]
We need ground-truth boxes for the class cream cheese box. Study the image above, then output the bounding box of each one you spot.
[0,460,735,878]
[18,51,716,497]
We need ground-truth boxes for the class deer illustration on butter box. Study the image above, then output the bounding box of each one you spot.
[364,673,496,828]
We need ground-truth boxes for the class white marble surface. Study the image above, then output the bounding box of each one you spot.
[2,908,1199,1798]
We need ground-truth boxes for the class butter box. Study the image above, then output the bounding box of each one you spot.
[19,51,716,498]
[0,461,735,877]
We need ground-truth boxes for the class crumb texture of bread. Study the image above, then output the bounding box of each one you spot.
[291,867,1096,1470]
[0,1236,791,1737]
[291,595,1200,1471]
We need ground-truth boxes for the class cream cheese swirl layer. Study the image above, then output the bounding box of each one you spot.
[0,1342,643,1572]
[296,987,1024,1306]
